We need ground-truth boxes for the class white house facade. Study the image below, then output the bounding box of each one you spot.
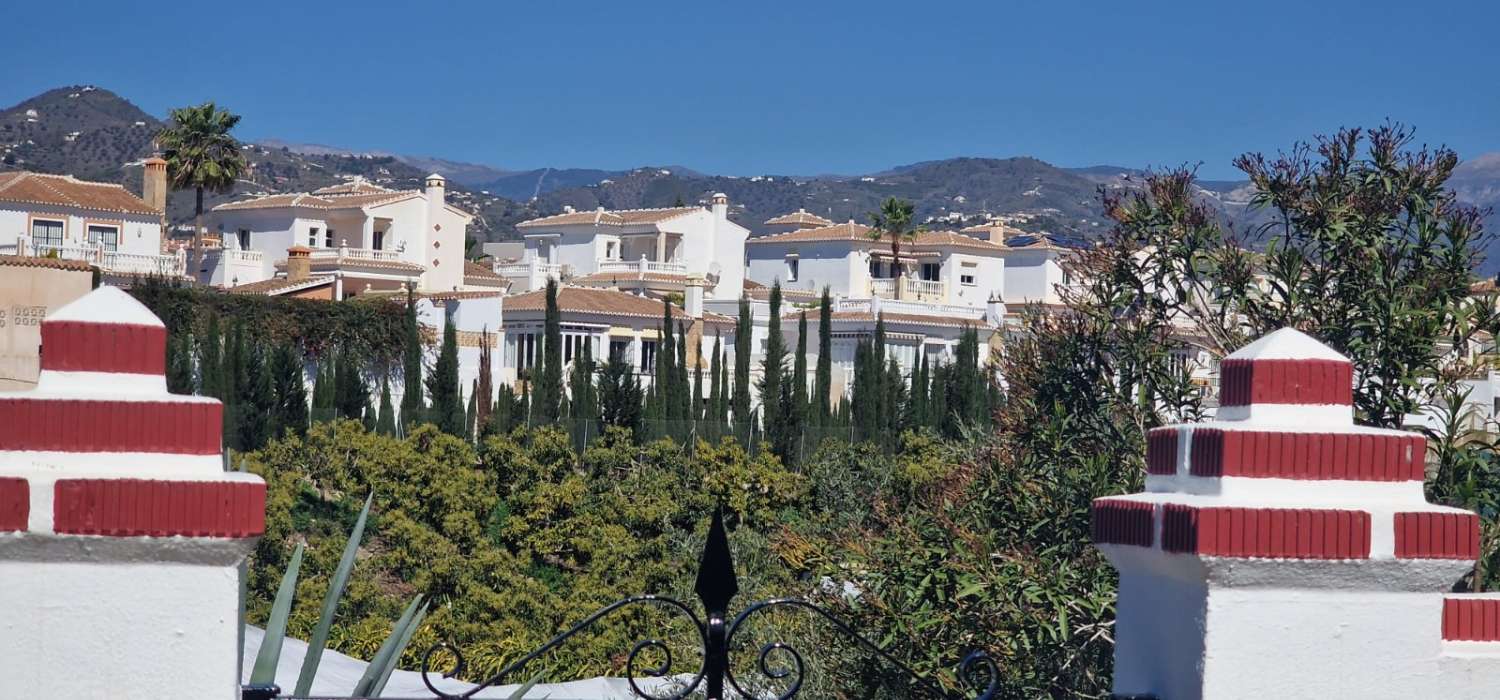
[206,175,473,297]
[0,168,182,279]
[501,194,749,300]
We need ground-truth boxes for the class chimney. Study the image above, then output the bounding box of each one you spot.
[142,155,168,214]
[985,292,1008,327]
[684,274,706,369]
[684,274,705,319]
[424,173,446,206]
[286,245,312,282]
[711,192,728,220]
[563,205,576,214]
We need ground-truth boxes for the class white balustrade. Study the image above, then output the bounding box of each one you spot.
[597,256,687,275]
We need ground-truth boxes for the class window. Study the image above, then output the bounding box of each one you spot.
[920,262,940,281]
[373,230,385,251]
[605,241,618,259]
[869,260,884,279]
[610,339,631,362]
[960,261,977,286]
[87,224,120,252]
[31,219,63,247]
[325,228,335,248]
[514,332,538,374]
[236,229,250,250]
[308,227,320,247]
[785,256,799,281]
[640,340,658,373]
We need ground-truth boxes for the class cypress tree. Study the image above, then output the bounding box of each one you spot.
[910,352,930,429]
[425,322,463,435]
[732,295,752,429]
[376,376,396,436]
[534,278,564,424]
[792,310,809,436]
[167,329,195,394]
[363,397,377,432]
[490,384,513,435]
[814,288,833,424]
[759,283,788,462]
[399,288,425,429]
[675,323,690,423]
[929,361,950,434]
[310,358,333,423]
[518,380,531,427]
[884,357,906,441]
[718,343,730,424]
[476,329,494,435]
[692,340,704,423]
[708,332,722,431]
[197,314,222,399]
[464,385,477,441]
[598,351,643,438]
[334,349,367,421]
[657,300,678,421]
[243,343,275,450]
[577,340,599,421]
[270,342,308,438]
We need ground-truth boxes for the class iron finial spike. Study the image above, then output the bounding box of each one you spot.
[695,507,738,616]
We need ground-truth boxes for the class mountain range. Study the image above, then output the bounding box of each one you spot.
[3,86,1497,272]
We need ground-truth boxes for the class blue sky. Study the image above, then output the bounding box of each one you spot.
[0,0,1494,179]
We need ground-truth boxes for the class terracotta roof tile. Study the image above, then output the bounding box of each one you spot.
[764,209,834,227]
[0,171,159,216]
[572,271,690,285]
[213,189,420,212]
[912,230,1007,253]
[746,221,873,244]
[827,311,993,329]
[312,180,391,195]
[228,275,334,296]
[517,206,701,229]
[0,254,96,272]
[421,290,506,301]
[505,286,731,323]
[464,260,507,282]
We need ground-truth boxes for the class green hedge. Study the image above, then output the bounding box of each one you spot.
[129,279,407,362]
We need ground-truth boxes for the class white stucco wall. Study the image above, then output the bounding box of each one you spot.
[1,204,164,258]
[997,249,1064,304]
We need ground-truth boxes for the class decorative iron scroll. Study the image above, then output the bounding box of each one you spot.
[420,509,996,699]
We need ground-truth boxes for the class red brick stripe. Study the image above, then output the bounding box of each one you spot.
[1219,358,1352,407]
[1444,598,1500,641]
[0,477,28,532]
[1189,428,1424,481]
[1394,512,1479,559]
[53,479,264,538]
[1161,504,1370,559]
[40,321,166,375]
[1091,499,1155,547]
[1146,428,1179,475]
[0,398,221,455]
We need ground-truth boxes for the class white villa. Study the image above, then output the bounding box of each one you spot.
[499,193,749,300]
[205,175,474,297]
[497,279,732,389]
[0,164,183,279]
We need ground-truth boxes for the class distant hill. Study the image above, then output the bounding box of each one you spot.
[0,87,527,243]
[6,85,1494,270]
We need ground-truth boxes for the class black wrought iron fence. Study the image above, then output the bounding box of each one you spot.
[244,510,996,700]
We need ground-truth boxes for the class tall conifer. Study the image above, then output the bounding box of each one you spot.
[534,278,564,424]
[814,288,833,424]
[426,322,463,435]
[732,296,752,429]
[376,376,396,436]
[399,288,425,429]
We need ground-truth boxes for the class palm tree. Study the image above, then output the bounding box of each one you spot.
[867,197,918,294]
[157,102,246,271]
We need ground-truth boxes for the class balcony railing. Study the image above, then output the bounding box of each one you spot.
[224,248,264,264]
[6,239,185,277]
[309,246,405,263]
[597,256,687,275]
[837,296,987,320]
[495,260,562,278]
[868,277,947,302]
